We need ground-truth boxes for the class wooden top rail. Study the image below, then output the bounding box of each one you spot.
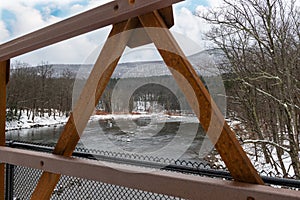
[0,0,182,62]
[0,147,298,200]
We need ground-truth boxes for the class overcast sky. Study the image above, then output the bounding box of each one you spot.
[0,0,222,65]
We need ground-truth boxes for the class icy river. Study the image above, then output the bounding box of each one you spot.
[6,115,213,162]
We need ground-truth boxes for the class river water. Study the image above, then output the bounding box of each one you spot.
[6,115,214,162]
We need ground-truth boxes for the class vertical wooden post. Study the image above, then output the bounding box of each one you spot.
[139,11,264,184]
[0,60,9,200]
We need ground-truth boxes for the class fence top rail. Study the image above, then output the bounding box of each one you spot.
[0,146,299,200]
[6,140,300,189]
[0,0,182,62]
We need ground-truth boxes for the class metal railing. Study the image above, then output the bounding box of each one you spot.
[4,140,300,199]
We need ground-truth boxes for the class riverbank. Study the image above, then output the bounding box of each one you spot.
[5,111,68,131]
[5,111,199,131]
[5,111,296,178]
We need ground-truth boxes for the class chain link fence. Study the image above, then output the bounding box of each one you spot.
[12,165,182,200]
[5,141,300,200]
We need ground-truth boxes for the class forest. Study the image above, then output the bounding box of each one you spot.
[198,0,299,177]
[6,62,194,121]
[6,61,74,121]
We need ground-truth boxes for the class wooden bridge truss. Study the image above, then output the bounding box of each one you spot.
[0,0,299,199]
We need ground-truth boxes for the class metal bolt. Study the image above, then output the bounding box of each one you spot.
[129,0,135,5]
[113,4,119,11]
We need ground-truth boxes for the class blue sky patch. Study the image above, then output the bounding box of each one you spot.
[175,0,208,12]
[71,0,89,7]
[34,4,66,18]
[1,9,16,34]
[49,9,64,18]
[34,0,89,19]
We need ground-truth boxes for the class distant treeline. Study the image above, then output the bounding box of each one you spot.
[7,61,74,121]
[8,62,222,121]
[97,76,193,114]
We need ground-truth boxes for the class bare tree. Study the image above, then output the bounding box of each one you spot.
[199,0,300,177]
[36,62,53,117]
[7,61,75,121]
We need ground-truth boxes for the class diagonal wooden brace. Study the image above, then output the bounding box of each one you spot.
[31,18,139,200]
[138,11,264,184]
[31,7,263,200]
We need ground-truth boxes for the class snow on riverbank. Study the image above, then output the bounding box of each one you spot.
[89,113,199,123]
[6,111,295,178]
[5,112,69,131]
[6,111,199,131]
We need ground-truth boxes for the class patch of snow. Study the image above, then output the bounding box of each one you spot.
[7,111,199,131]
[221,118,297,178]
[6,110,68,131]
[242,140,295,177]
[89,113,199,123]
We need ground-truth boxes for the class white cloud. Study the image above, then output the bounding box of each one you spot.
[1,0,216,65]
[0,0,110,38]
[0,0,113,65]
[59,0,112,16]
[0,20,10,42]
[9,5,48,36]
[172,7,210,52]
[69,4,86,14]
[207,0,224,7]
[16,26,111,65]
[1,0,104,9]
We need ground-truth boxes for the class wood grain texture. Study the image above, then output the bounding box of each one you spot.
[138,11,264,185]
[31,19,138,200]
[1,147,298,200]
[0,60,9,200]
[127,6,174,48]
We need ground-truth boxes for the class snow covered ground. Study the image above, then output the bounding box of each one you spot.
[89,113,199,123]
[242,142,295,178]
[5,111,199,131]
[5,111,296,178]
[5,111,68,131]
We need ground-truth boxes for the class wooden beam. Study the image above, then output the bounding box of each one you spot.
[0,0,182,62]
[0,147,299,200]
[0,60,9,147]
[31,18,138,200]
[138,11,264,184]
[127,6,174,48]
[0,60,9,200]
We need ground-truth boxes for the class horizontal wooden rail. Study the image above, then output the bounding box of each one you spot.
[0,147,299,200]
[0,0,182,62]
